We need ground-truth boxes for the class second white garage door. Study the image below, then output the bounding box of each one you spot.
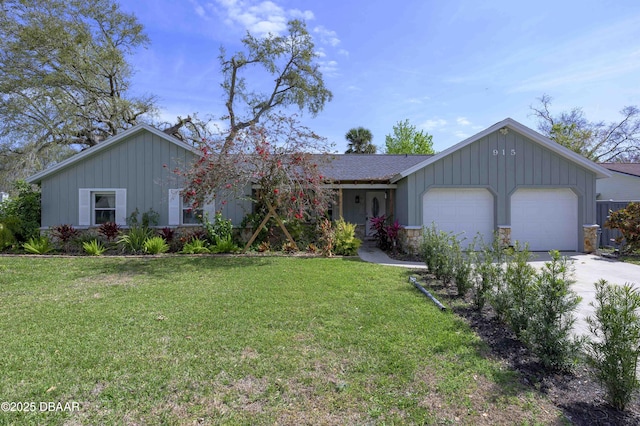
[423,188,494,246]
[511,188,578,251]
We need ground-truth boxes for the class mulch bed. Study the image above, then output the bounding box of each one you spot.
[414,270,640,426]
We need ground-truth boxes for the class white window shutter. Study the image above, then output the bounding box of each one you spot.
[78,189,91,226]
[168,189,181,226]
[115,189,127,226]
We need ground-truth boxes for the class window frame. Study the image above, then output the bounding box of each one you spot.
[92,191,117,225]
[78,188,127,227]
[168,189,215,226]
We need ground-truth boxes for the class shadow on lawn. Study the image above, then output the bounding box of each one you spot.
[72,255,279,280]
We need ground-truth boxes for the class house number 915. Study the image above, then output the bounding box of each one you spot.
[493,149,516,156]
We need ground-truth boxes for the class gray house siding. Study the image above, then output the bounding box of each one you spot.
[395,179,409,225]
[341,189,367,225]
[401,129,597,249]
[38,129,249,227]
[40,131,195,227]
[217,186,253,226]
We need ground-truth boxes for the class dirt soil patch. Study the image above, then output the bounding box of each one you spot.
[420,273,640,426]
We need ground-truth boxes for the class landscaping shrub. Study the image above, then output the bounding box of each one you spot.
[0,222,16,250]
[605,202,640,253]
[143,236,169,254]
[23,236,54,254]
[586,279,640,410]
[210,235,240,254]
[50,224,79,252]
[203,212,233,244]
[0,180,41,243]
[98,221,121,242]
[502,243,536,337]
[371,215,389,250]
[473,234,505,311]
[281,241,297,253]
[180,238,210,254]
[159,227,175,242]
[386,219,402,253]
[523,250,583,371]
[453,243,475,297]
[421,223,475,294]
[370,215,402,251]
[333,219,361,256]
[83,239,106,256]
[127,208,159,229]
[316,218,335,256]
[421,223,455,283]
[118,227,153,254]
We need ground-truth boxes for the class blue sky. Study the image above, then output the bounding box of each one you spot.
[121,0,640,153]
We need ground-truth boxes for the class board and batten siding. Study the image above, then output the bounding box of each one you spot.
[39,129,250,227]
[401,129,597,240]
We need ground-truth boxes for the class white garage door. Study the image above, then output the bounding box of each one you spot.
[511,188,578,251]
[423,188,494,247]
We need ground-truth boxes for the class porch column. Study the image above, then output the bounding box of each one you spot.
[338,188,344,219]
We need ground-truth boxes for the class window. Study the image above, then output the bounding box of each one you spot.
[168,189,214,226]
[78,188,126,227]
[182,199,203,224]
[94,193,116,224]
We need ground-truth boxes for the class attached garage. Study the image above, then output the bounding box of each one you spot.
[423,188,494,246]
[511,188,578,251]
[393,118,611,253]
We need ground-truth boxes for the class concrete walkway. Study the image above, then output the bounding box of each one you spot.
[358,243,640,337]
[357,240,426,269]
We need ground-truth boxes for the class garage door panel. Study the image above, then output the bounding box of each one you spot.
[511,188,577,251]
[423,188,494,245]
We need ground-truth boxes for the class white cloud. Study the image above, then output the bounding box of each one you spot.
[456,117,471,126]
[213,0,314,36]
[313,25,341,47]
[337,49,349,57]
[290,9,314,20]
[315,48,327,58]
[318,60,339,77]
[453,131,470,139]
[421,118,447,130]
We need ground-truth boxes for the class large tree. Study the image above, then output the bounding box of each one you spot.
[345,127,376,154]
[384,119,435,154]
[531,95,640,162]
[178,114,334,251]
[219,19,332,152]
[176,19,335,250]
[0,0,156,180]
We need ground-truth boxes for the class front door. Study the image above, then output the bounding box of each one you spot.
[366,191,386,236]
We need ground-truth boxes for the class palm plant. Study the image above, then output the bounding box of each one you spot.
[345,127,376,153]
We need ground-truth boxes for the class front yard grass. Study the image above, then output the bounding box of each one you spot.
[0,256,562,425]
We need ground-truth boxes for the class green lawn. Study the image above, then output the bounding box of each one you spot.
[0,256,561,425]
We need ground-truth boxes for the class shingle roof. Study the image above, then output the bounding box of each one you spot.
[601,163,640,178]
[321,154,433,181]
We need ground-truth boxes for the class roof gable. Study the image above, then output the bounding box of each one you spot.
[392,118,612,181]
[26,124,201,184]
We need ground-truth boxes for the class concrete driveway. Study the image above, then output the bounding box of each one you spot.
[358,243,640,337]
[528,253,640,336]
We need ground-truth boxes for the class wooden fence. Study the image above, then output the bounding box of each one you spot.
[596,200,637,247]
